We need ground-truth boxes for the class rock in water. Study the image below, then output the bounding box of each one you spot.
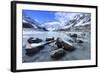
[61,40,75,51]
[50,48,65,59]
[27,37,42,44]
[55,38,75,51]
[27,37,34,43]
[77,39,84,43]
[70,33,77,38]
[55,38,63,48]
[25,43,44,56]
[46,37,54,41]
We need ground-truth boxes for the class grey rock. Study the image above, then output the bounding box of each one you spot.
[27,37,42,44]
[50,48,65,59]
[55,38,63,48]
[77,39,84,43]
[62,41,75,51]
[70,34,77,38]
[46,37,54,41]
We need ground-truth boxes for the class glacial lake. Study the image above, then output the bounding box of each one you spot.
[22,29,91,63]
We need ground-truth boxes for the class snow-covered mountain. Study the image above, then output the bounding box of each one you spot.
[44,13,91,31]
[41,21,62,31]
[72,13,91,27]
[22,13,91,31]
[23,16,47,31]
[60,13,91,30]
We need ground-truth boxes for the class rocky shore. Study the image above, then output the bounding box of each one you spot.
[22,31,90,63]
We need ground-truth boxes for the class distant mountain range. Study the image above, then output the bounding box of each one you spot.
[23,16,47,31]
[22,13,91,31]
[56,13,91,31]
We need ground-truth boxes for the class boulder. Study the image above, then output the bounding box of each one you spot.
[70,33,77,38]
[77,39,84,43]
[55,38,63,48]
[50,48,65,59]
[35,38,43,43]
[68,39,74,43]
[27,37,34,43]
[27,37,42,44]
[46,37,54,41]
[25,43,44,56]
[61,40,75,51]
[55,38,75,51]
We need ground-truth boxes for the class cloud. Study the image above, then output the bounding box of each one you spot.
[43,21,62,31]
[54,12,79,26]
[42,12,80,31]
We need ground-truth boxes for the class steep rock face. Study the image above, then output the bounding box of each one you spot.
[22,18,37,28]
[23,22,34,28]
[64,14,91,30]
[22,16,47,31]
[44,13,91,31]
